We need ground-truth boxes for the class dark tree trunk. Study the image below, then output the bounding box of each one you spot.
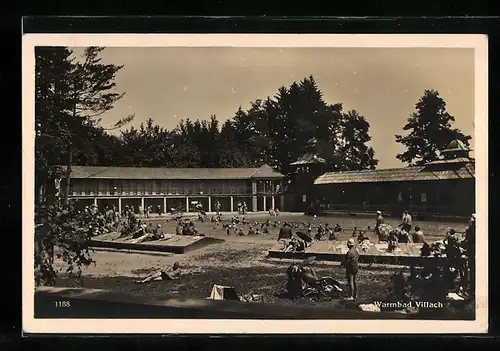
[64,146,72,205]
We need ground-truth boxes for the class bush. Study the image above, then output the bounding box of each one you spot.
[35,204,100,287]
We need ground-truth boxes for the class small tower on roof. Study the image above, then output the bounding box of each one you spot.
[289,137,326,175]
[439,139,473,161]
[289,138,327,213]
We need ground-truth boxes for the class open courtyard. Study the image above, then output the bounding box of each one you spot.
[53,213,472,315]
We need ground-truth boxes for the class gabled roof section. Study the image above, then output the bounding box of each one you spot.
[250,164,285,179]
[290,153,326,166]
[65,165,284,180]
[314,163,475,185]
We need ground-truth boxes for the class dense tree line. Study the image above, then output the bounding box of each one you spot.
[35,46,472,201]
[114,76,379,176]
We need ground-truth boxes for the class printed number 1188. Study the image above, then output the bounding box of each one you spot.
[55,301,71,307]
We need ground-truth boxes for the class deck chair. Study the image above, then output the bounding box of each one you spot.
[206,284,243,301]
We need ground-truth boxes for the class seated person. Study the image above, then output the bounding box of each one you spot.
[314,225,324,240]
[278,223,293,241]
[420,242,431,257]
[398,230,410,243]
[247,226,256,236]
[328,229,338,241]
[175,222,184,235]
[284,237,307,253]
[388,230,399,251]
[135,262,182,284]
[152,224,164,240]
[300,265,320,287]
[237,227,245,236]
[182,222,198,236]
[130,223,145,238]
[357,230,369,243]
[412,226,425,243]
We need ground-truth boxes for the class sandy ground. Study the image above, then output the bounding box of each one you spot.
[53,214,470,309]
[55,234,401,308]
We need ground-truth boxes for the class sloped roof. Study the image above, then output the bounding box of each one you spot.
[441,139,472,154]
[425,157,474,165]
[251,164,286,178]
[314,163,475,185]
[67,164,284,180]
[290,153,326,166]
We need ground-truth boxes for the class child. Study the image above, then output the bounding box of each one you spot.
[342,238,359,300]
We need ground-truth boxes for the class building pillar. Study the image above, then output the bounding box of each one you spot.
[186,197,189,212]
[271,196,275,210]
[263,196,267,211]
[118,197,122,213]
[280,195,285,212]
[163,197,167,213]
[252,180,258,212]
[230,196,234,212]
[94,197,97,206]
[141,197,145,210]
[208,196,212,212]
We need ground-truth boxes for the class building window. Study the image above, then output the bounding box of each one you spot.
[421,193,427,203]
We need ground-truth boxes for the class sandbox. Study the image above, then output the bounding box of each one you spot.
[91,232,224,254]
[268,241,447,266]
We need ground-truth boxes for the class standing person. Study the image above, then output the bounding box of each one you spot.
[375,210,384,234]
[145,205,150,218]
[215,201,221,216]
[341,238,359,300]
[156,204,162,216]
[401,209,412,232]
[243,201,248,215]
[138,205,143,217]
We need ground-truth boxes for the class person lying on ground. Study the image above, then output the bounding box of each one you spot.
[135,262,182,284]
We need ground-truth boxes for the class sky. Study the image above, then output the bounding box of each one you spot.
[73,47,475,169]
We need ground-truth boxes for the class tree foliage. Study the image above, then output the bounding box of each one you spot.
[35,205,97,286]
[113,75,379,173]
[35,46,132,286]
[395,89,472,166]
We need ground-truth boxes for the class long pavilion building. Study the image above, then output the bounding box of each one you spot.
[61,164,285,213]
[313,140,475,218]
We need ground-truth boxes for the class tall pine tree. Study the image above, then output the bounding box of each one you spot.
[395,89,472,166]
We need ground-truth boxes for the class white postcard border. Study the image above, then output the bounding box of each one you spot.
[22,33,488,334]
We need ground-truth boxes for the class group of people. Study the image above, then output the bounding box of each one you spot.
[175,219,202,236]
[269,208,280,216]
[236,201,248,215]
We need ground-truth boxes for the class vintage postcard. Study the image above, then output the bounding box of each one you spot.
[23,33,488,334]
